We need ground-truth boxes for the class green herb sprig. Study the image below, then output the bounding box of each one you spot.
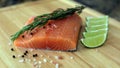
[11,6,85,41]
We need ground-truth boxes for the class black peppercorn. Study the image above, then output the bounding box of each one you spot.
[24,53,27,55]
[11,48,14,51]
[43,26,46,29]
[25,51,28,53]
[21,55,24,58]
[12,55,16,58]
[33,54,38,57]
[30,32,33,35]
[22,35,24,38]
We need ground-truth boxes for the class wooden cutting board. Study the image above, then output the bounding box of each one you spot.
[0,0,120,68]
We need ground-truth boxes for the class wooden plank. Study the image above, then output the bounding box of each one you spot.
[0,0,120,68]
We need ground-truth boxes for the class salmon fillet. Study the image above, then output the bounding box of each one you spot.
[14,13,82,51]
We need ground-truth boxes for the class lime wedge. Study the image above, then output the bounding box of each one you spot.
[86,16,108,26]
[85,24,108,31]
[86,16,108,21]
[83,29,108,38]
[81,34,107,48]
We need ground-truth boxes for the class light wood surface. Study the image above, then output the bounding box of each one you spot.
[0,0,120,68]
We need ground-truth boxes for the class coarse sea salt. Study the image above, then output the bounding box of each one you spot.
[33,58,36,62]
[38,61,42,64]
[43,59,47,63]
[19,59,25,63]
[17,55,21,57]
[70,56,74,59]
[33,61,38,65]
[54,56,59,59]
[50,60,53,63]
[8,42,12,46]
[55,63,59,68]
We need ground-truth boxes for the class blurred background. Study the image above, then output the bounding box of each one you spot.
[0,0,120,21]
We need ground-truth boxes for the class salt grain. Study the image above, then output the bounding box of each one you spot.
[52,24,57,28]
[19,59,25,63]
[50,60,53,63]
[33,59,36,61]
[29,48,34,52]
[40,55,43,57]
[70,57,74,59]
[33,62,38,65]
[43,59,47,63]
[8,42,12,46]
[17,55,21,57]
[38,61,42,64]
[55,63,59,68]
[54,56,59,59]
[28,59,31,62]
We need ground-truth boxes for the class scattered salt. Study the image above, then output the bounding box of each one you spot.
[33,58,36,61]
[36,65,41,68]
[43,59,47,63]
[8,42,12,46]
[54,56,59,59]
[70,57,74,59]
[17,55,21,57]
[38,61,42,64]
[33,62,38,65]
[52,24,57,28]
[19,59,25,63]
[58,51,62,53]
[28,59,31,62]
[29,48,34,52]
[55,63,59,68]
[50,60,53,63]
[41,55,43,57]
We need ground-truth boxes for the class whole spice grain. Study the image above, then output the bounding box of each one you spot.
[12,55,16,58]
[22,35,24,38]
[33,54,38,57]
[11,48,14,51]
[25,51,28,53]
[24,53,27,55]
[21,55,24,58]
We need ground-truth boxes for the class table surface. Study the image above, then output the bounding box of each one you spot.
[0,0,120,68]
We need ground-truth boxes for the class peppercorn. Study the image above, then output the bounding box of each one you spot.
[35,54,38,57]
[30,32,33,35]
[11,48,14,51]
[43,26,46,29]
[12,55,16,58]
[22,35,24,38]
[21,55,24,58]
[33,54,38,57]
[25,51,28,53]
[24,53,27,55]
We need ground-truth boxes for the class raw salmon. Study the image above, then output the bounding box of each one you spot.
[14,13,82,51]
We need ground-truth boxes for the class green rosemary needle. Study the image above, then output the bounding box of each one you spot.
[11,6,85,41]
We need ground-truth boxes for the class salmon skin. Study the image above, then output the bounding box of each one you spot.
[14,13,82,51]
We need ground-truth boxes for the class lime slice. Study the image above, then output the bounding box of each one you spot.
[86,16,108,21]
[85,24,108,31]
[86,16,108,26]
[83,29,108,38]
[81,34,107,48]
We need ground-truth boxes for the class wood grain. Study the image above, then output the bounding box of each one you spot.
[0,0,120,68]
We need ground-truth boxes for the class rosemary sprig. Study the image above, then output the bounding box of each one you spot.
[11,6,85,41]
